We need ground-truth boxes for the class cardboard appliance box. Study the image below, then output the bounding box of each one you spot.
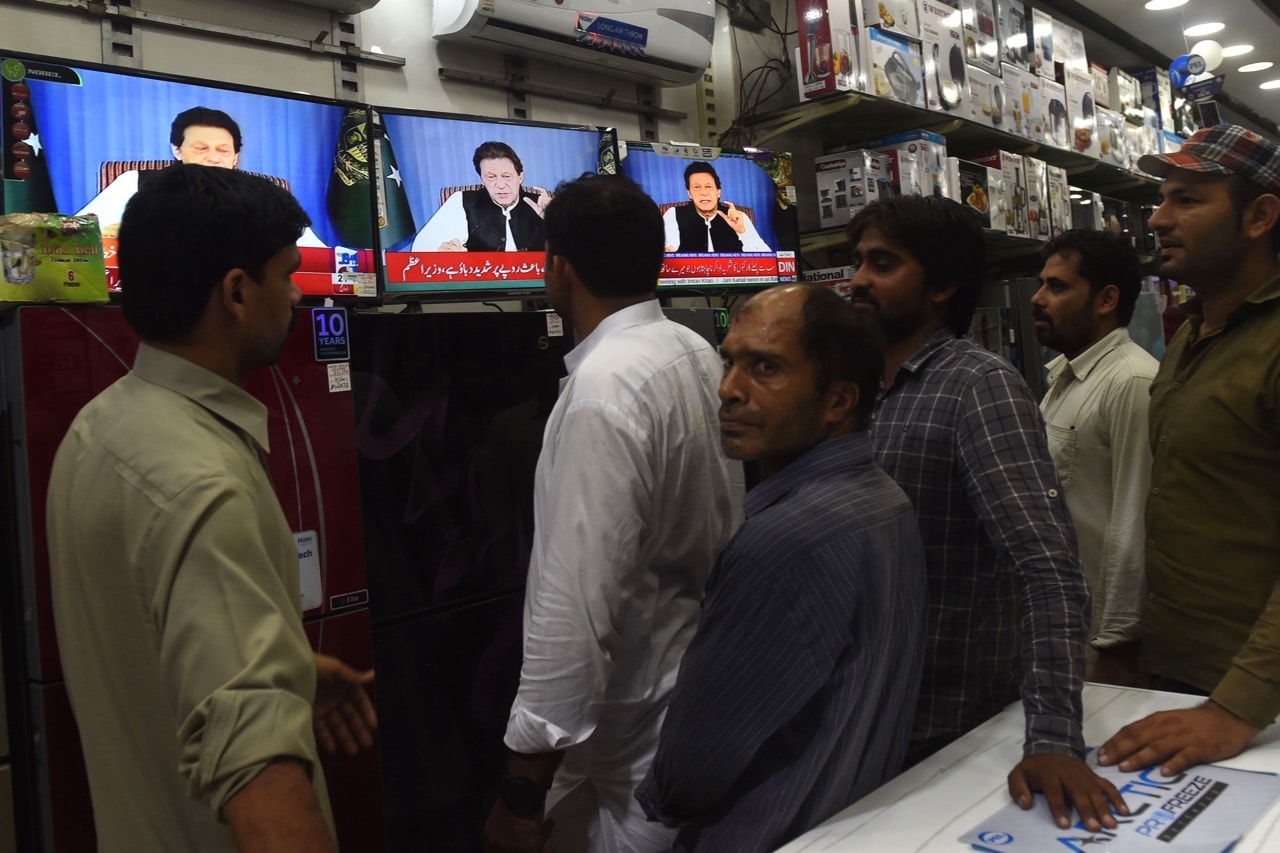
[802,265,857,298]
[1001,62,1037,140]
[967,65,1004,129]
[920,0,969,116]
[1047,165,1072,237]
[797,0,866,99]
[863,0,920,39]
[1024,155,1050,240]
[1030,7,1055,78]
[949,158,1001,229]
[814,149,890,226]
[961,0,1000,74]
[1109,67,1143,123]
[868,25,926,107]
[1063,66,1099,158]
[969,150,1029,236]
[867,129,949,197]
[996,0,1029,70]
[1038,77,1068,148]
[1096,106,1129,168]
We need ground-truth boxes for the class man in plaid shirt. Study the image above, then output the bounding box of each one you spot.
[847,195,1126,832]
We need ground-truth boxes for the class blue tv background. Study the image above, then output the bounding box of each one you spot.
[23,62,355,248]
[619,145,781,250]
[381,112,606,253]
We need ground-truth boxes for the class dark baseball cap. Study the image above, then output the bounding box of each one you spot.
[1138,124,1280,195]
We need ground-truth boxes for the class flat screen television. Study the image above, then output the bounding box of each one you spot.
[374,108,616,300]
[619,141,798,293]
[0,51,379,299]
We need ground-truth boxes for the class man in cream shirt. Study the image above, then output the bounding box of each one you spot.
[1031,228,1158,685]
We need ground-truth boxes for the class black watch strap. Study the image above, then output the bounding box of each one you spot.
[500,773,550,819]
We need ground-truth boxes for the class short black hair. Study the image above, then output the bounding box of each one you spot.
[118,164,310,343]
[795,284,884,427]
[473,141,524,176]
[1041,229,1142,325]
[683,161,720,189]
[544,173,663,299]
[846,195,986,335]
[1228,174,1280,253]
[169,106,242,152]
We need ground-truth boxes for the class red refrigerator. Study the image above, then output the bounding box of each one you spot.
[0,304,384,852]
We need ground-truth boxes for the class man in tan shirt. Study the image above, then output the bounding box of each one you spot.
[46,164,375,851]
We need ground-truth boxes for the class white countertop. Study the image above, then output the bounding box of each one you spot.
[778,685,1280,851]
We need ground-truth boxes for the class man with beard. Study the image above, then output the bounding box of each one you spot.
[1032,230,1158,686]
[1097,125,1280,778]
[846,195,1125,833]
[47,165,376,851]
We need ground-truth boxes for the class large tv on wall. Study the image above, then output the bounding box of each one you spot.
[374,108,616,300]
[0,51,379,299]
[619,141,798,293]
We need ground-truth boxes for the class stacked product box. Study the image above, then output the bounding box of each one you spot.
[1024,156,1050,241]
[1001,62,1038,140]
[1063,66,1099,158]
[961,0,1000,74]
[968,65,1004,129]
[948,157,1002,230]
[1047,165,1072,237]
[1052,18,1088,73]
[1132,66,1175,131]
[1095,106,1129,169]
[1070,188,1104,231]
[879,148,925,196]
[1160,128,1185,155]
[996,0,1030,70]
[1099,196,1134,245]
[1109,67,1143,124]
[920,0,969,117]
[797,0,865,99]
[970,149,1030,237]
[864,0,920,38]
[866,129,950,197]
[801,265,856,298]
[814,149,891,227]
[1029,7,1054,78]
[1039,76,1068,149]
[868,25,926,107]
[1090,63,1110,108]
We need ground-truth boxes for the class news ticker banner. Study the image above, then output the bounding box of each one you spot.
[102,240,376,298]
[384,250,798,293]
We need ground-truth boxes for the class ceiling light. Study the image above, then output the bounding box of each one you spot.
[1144,0,1188,9]
[1222,44,1254,57]
[1240,61,1274,72]
[1184,22,1226,37]
[1259,79,1280,90]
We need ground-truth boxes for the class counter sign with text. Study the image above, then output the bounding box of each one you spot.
[312,307,350,363]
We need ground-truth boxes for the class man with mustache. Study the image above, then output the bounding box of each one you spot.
[1097,124,1280,777]
[846,195,1124,833]
[1031,229,1158,686]
[47,165,376,851]
[636,283,925,851]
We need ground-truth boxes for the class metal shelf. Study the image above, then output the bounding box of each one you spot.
[740,92,1161,203]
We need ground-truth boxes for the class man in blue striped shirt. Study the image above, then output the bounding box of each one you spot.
[636,283,927,851]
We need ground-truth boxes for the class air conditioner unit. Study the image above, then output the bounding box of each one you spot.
[433,0,715,86]
[285,0,383,13]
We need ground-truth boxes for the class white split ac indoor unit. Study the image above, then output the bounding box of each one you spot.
[286,0,384,13]
[432,0,715,86]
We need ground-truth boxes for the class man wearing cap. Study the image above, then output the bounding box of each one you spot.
[1098,124,1280,776]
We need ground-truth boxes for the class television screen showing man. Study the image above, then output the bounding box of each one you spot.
[663,161,771,253]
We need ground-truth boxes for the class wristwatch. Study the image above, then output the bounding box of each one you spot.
[500,773,550,819]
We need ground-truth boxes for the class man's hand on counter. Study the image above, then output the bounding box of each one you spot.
[1096,701,1259,777]
[1007,753,1128,831]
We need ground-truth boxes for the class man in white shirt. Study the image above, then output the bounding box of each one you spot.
[483,173,740,853]
[1032,228,1158,685]
[662,161,771,253]
[409,140,551,252]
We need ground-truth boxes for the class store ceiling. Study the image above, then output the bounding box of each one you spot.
[1065,0,1280,131]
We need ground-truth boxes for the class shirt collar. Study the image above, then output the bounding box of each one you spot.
[130,343,271,453]
[563,299,665,376]
[897,327,958,378]
[1181,270,1280,324]
[744,432,874,518]
[1045,327,1132,385]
